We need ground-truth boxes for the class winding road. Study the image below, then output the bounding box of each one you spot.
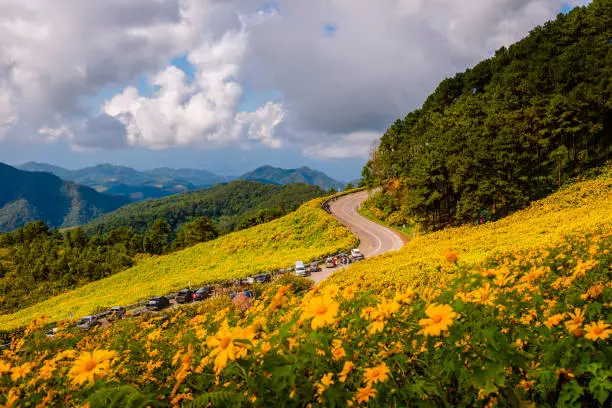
[309,190,406,283]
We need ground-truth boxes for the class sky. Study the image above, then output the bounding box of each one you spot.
[0,0,589,181]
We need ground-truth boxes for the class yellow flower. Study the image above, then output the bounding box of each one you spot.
[206,321,237,374]
[469,283,496,306]
[418,304,457,336]
[355,385,377,404]
[564,308,585,332]
[363,362,390,385]
[584,320,611,341]
[0,360,11,375]
[316,373,334,395]
[68,349,116,386]
[2,389,20,408]
[339,361,354,383]
[544,313,565,329]
[301,295,339,330]
[441,248,458,264]
[10,363,32,382]
[331,346,346,361]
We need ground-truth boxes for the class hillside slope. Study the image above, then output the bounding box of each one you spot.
[329,167,612,290]
[364,1,612,229]
[0,163,129,232]
[0,199,355,330]
[82,181,326,235]
[4,169,611,407]
[241,165,345,191]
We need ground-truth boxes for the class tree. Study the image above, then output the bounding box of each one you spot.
[345,182,355,190]
[176,217,218,248]
[144,219,171,255]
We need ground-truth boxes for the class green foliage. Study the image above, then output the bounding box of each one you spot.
[87,385,164,408]
[176,217,219,248]
[83,181,326,235]
[368,1,612,230]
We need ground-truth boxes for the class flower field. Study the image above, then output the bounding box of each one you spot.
[327,172,612,291]
[0,171,610,407]
[0,200,355,331]
[0,226,610,406]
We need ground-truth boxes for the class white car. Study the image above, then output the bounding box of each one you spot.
[294,261,306,277]
[350,248,364,261]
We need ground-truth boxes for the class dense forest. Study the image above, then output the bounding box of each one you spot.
[362,1,612,230]
[83,180,326,236]
[0,216,218,314]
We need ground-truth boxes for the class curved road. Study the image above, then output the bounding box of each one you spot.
[310,191,406,283]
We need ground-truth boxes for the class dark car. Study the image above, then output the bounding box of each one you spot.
[107,306,126,321]
[146,296,170,311]
[175,289,194,304]
[253,273,271,283]
[193,286,213,301]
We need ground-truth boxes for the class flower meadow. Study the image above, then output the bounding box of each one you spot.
[0,173,610,407]
[328,172,612,291]
[0,227,610,407]
[0,200,356,331]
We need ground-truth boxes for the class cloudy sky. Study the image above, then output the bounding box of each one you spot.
[0,0,588,180]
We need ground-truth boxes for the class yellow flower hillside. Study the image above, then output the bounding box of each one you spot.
[328,172,612,290]
[0,200,355,330]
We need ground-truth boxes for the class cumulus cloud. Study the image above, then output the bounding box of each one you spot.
[0,0,588,158]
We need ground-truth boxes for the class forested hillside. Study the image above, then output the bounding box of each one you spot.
[363,1,612,230]
[0,163,128,232]
[83,181,326,235]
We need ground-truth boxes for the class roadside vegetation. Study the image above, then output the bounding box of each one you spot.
[0,172,609,407]
[0,199,355,331]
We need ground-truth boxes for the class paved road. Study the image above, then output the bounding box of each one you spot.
[309,191,406,283]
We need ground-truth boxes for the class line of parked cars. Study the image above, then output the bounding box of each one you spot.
[48,250,364,336]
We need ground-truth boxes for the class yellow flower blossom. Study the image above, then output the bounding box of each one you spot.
[316,373,334,395]
[544,313,565,329]
[11,363,32,382]
[564,308,585,332]
[584,320,611,341]
[68,349,117,386]
[355,385,377,404]
[339,361,354,383]
[301,295,339,330]
[418,304,457,336]
[363,362,390,385]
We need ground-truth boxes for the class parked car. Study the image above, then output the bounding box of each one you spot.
[325,257,335,268]
[193,286,213,301]
[175,289,194,304]
[310,261,319,272]
[146,296,170,311]
[350,248,364,261]
[107,306,126,321]
[295,261,306,277]
[77,316,99,330]
[253,273,271,283]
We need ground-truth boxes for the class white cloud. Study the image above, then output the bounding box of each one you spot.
[303,131,380,160]
[0,0,588,157]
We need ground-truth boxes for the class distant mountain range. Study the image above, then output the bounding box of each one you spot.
[0,163,129,232]
[240,166,345,191]
[18,162,347,200]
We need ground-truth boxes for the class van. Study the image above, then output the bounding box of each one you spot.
[295,261,306,277]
